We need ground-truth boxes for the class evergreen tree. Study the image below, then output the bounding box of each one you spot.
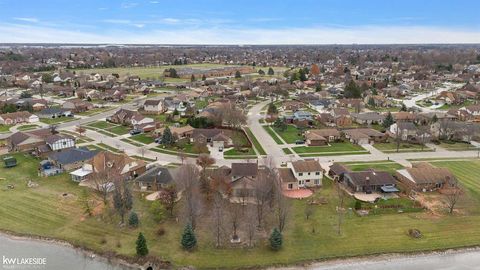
[371,88,378,95]
[161,126,174,145]
[432,114,438,123]
[298,69,307,81]
[258,69,265,75]
[368,97,376,107]
[267,67,275,75]
[191,74,196,82]
[201,74,207,81]
[235,70,242,78]
[400,103,408,112]
[273,117,287,131]
[181,224,197,250]
[128,211,139,227]
[315,83,322,92]
[269,228,283,251]
[267,102,278,115]
[382,112,394,129]
[344,80,362,98]
[136,233,149,256]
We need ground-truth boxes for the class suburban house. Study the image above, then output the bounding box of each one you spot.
[143,99,166,114]
[395,162,457,192]
[304,129,341,146]
[228,162,261,203]
[62,98,93,113]
[343,170,398,194]
[191,128,233,147]
[108,109,155,128]
[328,163,350,181]
[70,151,147,184]
[351,112,385,125]
[154,125,194,140]
[0,111,39,125]
[389,122,431,142]
[344,128,387,145]
[283,160,323,189]
[48,147,99,171]
[7,129,75,154]
[36,107,72,119]
[134,165,174,191]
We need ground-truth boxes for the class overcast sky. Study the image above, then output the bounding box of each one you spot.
[1,0,480,44]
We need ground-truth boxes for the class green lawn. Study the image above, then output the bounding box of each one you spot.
[437,141,479,151]
[40,117,78,125]
[293,143,367,156]
[244,127,267,155]
[130,134,155,144]
[17,124,40,131]
[97,143,123,153]
[224,147,256,156]
[77,107,111,116]
[87,121,117,129]
[120,138,144,147]
[106,125,130,136]
[274,125,303,144]
[263,126,284,144]
[342,161,404,174]
[0,125,12,133]
[282,148,293,154]
[2,155,480,268]
[374,142,432,153]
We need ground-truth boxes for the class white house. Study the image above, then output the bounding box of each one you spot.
[45,134,76,151]
[286,160,323,188]
[143,99,165,113]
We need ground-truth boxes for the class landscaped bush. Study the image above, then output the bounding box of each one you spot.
[128,211,139,228]
[354,200,362,210]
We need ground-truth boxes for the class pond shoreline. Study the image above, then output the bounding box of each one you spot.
[1,229,480,270]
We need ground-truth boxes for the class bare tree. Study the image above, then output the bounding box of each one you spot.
[228,203,242,241]
[244,205,257,247]
[211,189,226,247]
[444,177,462,214]
[91,171,113,205]
[304,202,315,220]
[178,150,187,165]
[76,125,86,136]
[158,184,177,217]
[175,164,202,230]
[272,168,289,232]
[253,160,275,228]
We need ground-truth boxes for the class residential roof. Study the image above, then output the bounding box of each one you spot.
[329,163,351,175]
[345,170,396,187]
[396,162,456,185]
[290,160,322,173]
[231,163,258,178]
[278,168,296,183]
[48,147,99,165]
[135,165,174,185]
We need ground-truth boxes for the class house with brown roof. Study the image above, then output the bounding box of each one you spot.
[0,111,39,125]
[191,128,233,147]
[154,125,194,140]
[343,170,398,194]
[62,98,93,113]
[305,129,340,146]
[343,128,387,145]
[283,160,323,189]
[7,129,75,154]
[108,109,154,130]
[70,151,146,184]
[328,163,350,181]
[395,163,457,192]
[143,99,166,114]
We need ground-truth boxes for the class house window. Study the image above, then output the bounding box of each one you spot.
[314,179,320,185]
[299,172,303,176]
[306,180,310,183]
[63,142,67,145]
[315,172,320,175]
[288,183,293,190]
[308,172,311,175]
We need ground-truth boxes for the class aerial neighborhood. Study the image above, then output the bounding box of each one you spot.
[1,44,480,269]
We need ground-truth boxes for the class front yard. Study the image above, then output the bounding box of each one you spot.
[292,142,368,157]
[40,117,79,125]
[373,141,432,153]
[272,125,303,144]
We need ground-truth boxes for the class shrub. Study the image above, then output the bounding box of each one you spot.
[150,200,166,223]
[181,224,197,251]
[136,232,149,256]
[269,228,282,251]
[128,211,139,228]
[157,227,166,236]
[354,200,362,210]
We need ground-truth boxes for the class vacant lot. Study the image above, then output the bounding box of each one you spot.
[2,155,480,269]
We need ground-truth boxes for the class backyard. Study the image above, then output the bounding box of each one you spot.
[2,154,480,269]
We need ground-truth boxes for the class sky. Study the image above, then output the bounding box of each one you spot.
[0,0,480,44]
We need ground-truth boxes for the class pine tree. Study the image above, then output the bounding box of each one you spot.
[382,112,394,129]
[258,69,265,75]
[136,233,149,256]
[267,67,275,75]
[191,74,196,82]
[368,97,376,107]
[344,80,362,98]
[315,83,322,92]
[161,126,174,145]
[201,74,207,81]
[128,211,139,227]
[181,224,197,251]
[269,228,283,251]
[235,70,242,78]
[267,102,278,115]
[400,103,407,112]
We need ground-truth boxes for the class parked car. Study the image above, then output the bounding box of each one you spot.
[295,140,305,145]
[154,137,161,144]
[130,129,142,135]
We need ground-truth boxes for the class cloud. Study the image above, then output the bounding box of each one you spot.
[1,23,480,44]
[103,19,132,24]
[120,2,138,8]
[13,17,38,23]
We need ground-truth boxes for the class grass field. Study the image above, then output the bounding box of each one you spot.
[282,148,293,154]
[293,143,368,157]
[373,142,432,153]
[263,126,284,144]
[74,64,234,81]
[437,141,479,151]
[17,124,40,131]
[0,125,12,133]
[40,117,78,125]
[342,161,404,174]
[130,134,155,144]
[274,125,303,144]
[77,107,112,116]
[3,155,480,269]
